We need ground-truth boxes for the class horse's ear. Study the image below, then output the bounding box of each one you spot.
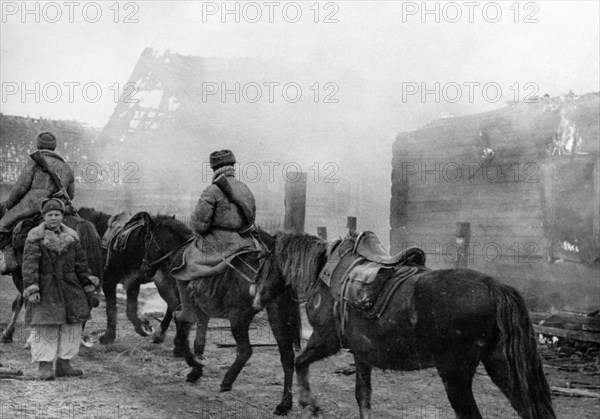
[170,214,176,220]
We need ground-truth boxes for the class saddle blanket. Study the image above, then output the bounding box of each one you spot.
[170,238,259,281]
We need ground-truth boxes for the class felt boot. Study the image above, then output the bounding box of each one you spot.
[55,358,83,377]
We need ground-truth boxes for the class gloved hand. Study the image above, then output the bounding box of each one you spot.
[28,292,40,304]
[86,292,99,308]
[88,275,100,288]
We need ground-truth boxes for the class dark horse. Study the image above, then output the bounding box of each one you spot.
[1,203,104,343]
[251,233,556,419]
[78,208,180,347]
[141,216,302,415]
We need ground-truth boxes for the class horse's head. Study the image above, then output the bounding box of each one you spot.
[141,215,193,278]
[252,231,328,311]
[250,229,285,311]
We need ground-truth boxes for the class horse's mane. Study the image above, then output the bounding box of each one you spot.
[155,216,194,241]
[273,233,328,294]
[78,207,112,236]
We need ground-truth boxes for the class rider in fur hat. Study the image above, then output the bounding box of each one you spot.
[174,150,257,322]
[0,132,75,274]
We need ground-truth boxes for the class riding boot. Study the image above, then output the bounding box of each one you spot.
[0,245,18,275]
[173,280,198,323]
[37,361,55,380]
[55,358,83,377]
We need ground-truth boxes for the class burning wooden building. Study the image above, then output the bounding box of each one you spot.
[391,92,599,311]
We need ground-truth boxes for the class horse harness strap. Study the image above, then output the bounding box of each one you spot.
[317,232,426,343]
[144,236,194,269]
[222,251,268,285]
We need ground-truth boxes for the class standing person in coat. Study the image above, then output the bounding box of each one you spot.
[22,198,99,380]
[0,132,75,274]
[174,150,257,322]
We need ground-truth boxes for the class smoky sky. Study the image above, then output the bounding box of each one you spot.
[2,1,599,244]
[1,1,598,131]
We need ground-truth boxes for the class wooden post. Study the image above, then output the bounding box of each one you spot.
[455,222,471,269]
[317,226,327,241]
[347,216,357,237]
[541,162,557,261]
[593,159,599,252]
[284,171,307,234]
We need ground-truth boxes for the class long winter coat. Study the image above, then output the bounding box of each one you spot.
[22,222,95,325]
[189,170,256,265]
[0,150,74,231]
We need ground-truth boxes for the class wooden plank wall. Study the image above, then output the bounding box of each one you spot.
[390,94,600,311]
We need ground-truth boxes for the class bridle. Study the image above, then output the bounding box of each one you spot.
[141,222,193,277]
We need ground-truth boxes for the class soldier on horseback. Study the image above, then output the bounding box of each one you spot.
[0,132,75,275]
[174,150,257,322]
[191,150,256,261]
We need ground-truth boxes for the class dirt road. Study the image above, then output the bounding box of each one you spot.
[1,275,598,418]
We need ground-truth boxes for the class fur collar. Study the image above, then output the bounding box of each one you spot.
[212,166,235,183]
[39,149,66,162]
[27,222,79,253]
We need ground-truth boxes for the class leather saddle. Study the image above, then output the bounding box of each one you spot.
[101,211,132,249]
[354,231,426,266]
[319,231,425,313]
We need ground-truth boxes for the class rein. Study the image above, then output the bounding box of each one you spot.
[142,227,194,271]
[142,222,273,287]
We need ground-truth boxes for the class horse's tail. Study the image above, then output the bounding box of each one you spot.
[487,279,555,419]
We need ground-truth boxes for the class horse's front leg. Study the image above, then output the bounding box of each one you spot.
[193,308,209,359]
[355,357,373,419]
[220,310,254,392]
[99,278,117,344]
[151,269,177,344]
[265,292,298,416]
[295,330,341,417]
[126,280,152,336]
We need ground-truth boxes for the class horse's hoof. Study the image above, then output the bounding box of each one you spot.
[186,371,201,383]
[142,323,153,335]
[274,402,292,416]
[99,334,115,345]
[301,405,321,418]
[135,328,149,337]
[1,334,13,343]
[219,383,232,392]
[151,334,165,344]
